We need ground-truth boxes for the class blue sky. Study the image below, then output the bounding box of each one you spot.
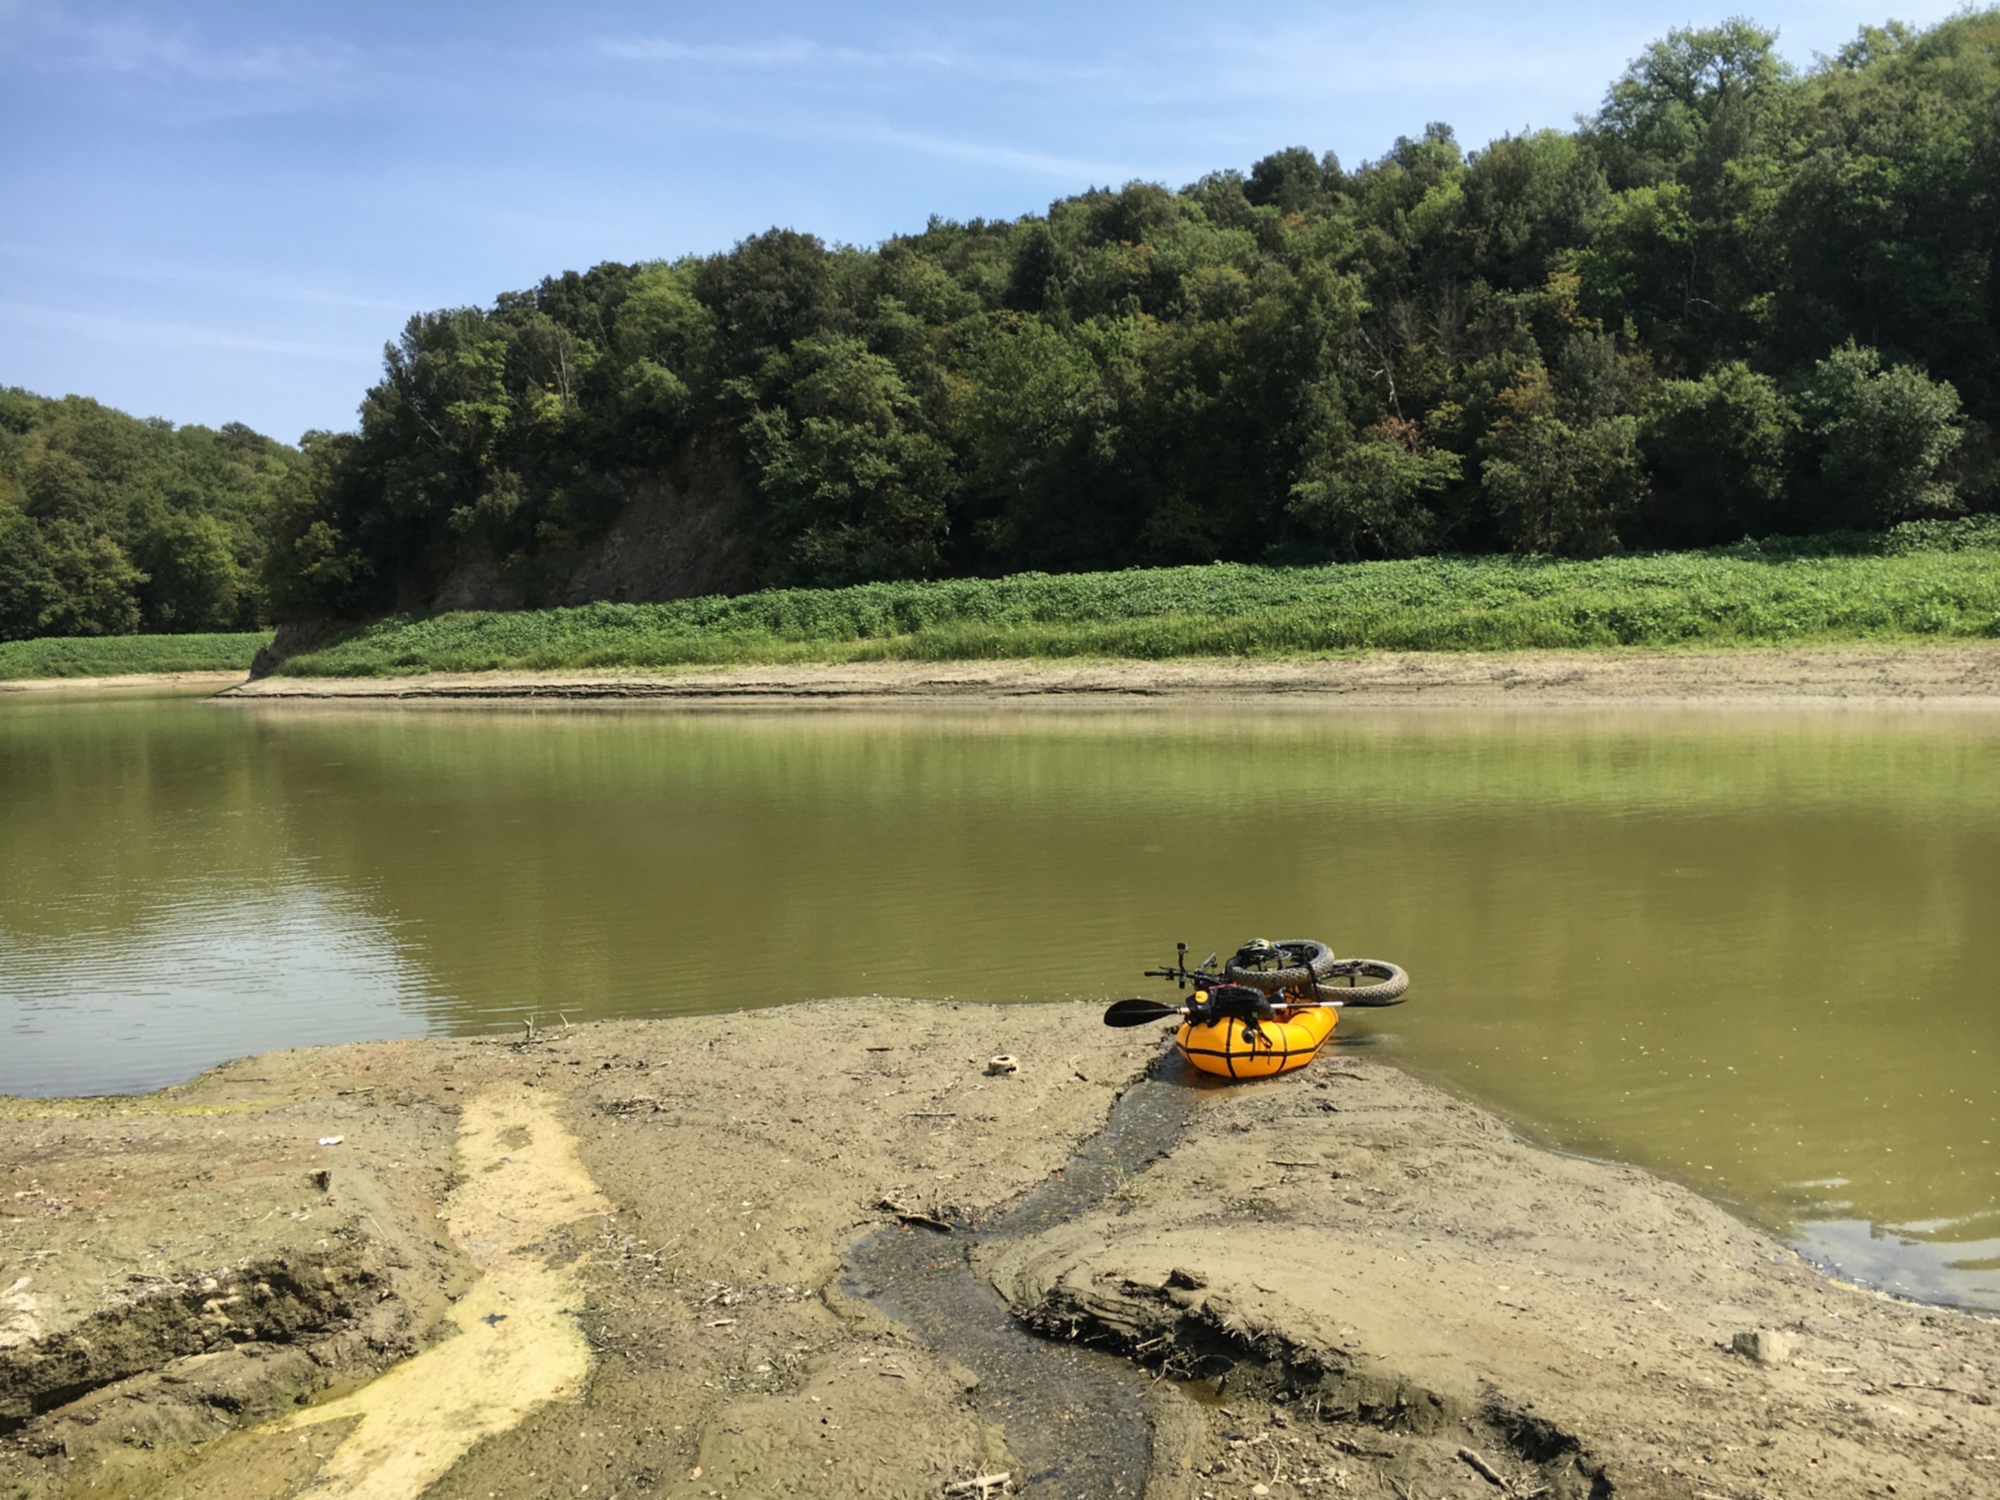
[0,0,1969,442]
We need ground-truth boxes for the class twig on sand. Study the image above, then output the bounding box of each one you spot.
[877,1197,953,1232]
[944,1470,1011,1496]
[1457,1447,1511,1490]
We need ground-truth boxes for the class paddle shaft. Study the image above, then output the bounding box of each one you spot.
[1101,996,1348,1027]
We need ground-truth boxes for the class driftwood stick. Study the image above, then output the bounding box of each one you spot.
[1457,1446,1510,1489]
[943,1470,1011,1495]
[876,1196,953,1232]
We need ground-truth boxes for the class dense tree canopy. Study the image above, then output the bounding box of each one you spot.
[0,390,293,640]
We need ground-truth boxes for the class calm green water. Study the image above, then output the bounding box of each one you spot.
[4,691,1999,1308]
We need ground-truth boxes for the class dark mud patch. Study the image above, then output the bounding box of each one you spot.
[842,1056,1210,1497]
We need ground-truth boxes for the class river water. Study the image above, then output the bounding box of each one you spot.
[4,690,1998,1311]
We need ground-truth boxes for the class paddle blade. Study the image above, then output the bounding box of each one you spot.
[1103,998,1183,1028]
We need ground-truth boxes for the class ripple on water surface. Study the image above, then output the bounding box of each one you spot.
[0,884,438,1097]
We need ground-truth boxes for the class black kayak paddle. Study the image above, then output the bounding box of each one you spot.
[1102,998,1189,1027]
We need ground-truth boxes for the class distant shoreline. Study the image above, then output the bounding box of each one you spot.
[206,642,2000,706]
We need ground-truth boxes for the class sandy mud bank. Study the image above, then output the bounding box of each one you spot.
[0,673,247,696]
[4,1004,1997,1500]
[215,644,2000,708]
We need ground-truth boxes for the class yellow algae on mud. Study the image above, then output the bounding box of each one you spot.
[268,1084,611,1496]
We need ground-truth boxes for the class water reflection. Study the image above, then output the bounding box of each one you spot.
[1,690,1996,1310]
[2,887,434,1096]
[1796,1219,2000,1310]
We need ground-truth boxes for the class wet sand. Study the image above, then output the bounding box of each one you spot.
[6,1004,1999,1499]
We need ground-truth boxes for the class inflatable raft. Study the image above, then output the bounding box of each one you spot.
[1175,998,1338,1079]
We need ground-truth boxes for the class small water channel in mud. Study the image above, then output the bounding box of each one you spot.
[842,1053,1219,1498]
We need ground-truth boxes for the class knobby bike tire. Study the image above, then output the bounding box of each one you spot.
[1222,939,1341,993]
[1306,960,1409,1007]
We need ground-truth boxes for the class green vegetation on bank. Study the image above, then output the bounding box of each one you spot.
[0,631,272,681]
[264,12,1999,623]
[271,519,2000,675]
[0,389,295,642]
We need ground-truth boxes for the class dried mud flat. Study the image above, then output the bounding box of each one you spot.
[3,1004,1998,1500]
[209,643,2000,708]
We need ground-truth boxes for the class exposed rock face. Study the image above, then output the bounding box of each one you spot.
[253,446,756,677]
[431,450,753,614]
[554,465,753,607]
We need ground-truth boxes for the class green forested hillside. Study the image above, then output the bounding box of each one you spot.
[0,390,295,640]
[261,14,2000,622]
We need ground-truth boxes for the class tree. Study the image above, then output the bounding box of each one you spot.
[1482,368,1647,554]
[228,10,2000,623]
[742,337,953,585]
[1795,342,1965,526]
[1289,418,1459,557]
[134,511,242,630]
[1643,362,1795,542]
[693,230,841,380]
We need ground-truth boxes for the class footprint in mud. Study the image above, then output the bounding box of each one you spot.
[245,1084,612,1498]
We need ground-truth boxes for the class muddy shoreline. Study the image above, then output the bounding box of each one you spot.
[223,645,2000,706]
[8,642,1996,706]
[6,1005,1999,1499]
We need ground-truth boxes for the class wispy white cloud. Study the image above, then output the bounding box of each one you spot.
[0,299,361,360]
[1178,9,1631,102]
[0,6,387,115]
[834,123,1132,184]
[66,22,362,86]
[602,35,852,67]
[0,242,418,312]
[596,31,1035,81]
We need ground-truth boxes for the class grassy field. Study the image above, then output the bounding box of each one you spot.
[0,632,272,681]
[272,519,2000,676]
